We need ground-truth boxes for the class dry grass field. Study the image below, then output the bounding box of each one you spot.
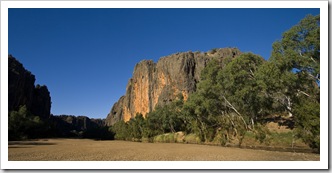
[8,139,319,161]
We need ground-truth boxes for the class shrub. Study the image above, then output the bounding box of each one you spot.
[254,123,271,145]
[184,133,201,144]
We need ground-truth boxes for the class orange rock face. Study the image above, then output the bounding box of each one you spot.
[106,48,241,125]
[132,61,152,117]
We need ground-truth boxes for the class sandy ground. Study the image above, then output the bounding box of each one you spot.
[8,139,319,161]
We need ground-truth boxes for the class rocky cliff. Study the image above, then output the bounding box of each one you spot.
[8,55,51,118]
[106,48,242,125]
[8,55,111,140]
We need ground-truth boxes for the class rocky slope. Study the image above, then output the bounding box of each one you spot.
[8,55,51,118]
[106,48,242,125]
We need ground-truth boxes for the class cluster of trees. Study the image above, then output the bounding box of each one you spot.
[9,105,50,140]
[111,14,320,151]
[9,106,114,140]
[111,96,186,142]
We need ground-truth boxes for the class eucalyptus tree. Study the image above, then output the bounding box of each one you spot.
[259,14,320,151]
[217,53,265,127]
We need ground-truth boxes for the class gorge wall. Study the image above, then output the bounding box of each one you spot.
[9,55,109,139]
[106,48,242,125]
[8,55,51,119]
[49,115,107,137]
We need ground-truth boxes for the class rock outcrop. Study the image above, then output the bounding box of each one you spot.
[8,55,111,139]
[8,55,51,118]
[106,48,241,125]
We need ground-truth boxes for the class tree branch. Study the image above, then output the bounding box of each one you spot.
[249,69,255,78]
[308,73,320,82]
[310,56,317,64]
[221,95,248,130]
[298,90,310,97]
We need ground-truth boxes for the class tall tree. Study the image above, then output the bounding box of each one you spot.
[217,53,265,126]
[261,14,320,151]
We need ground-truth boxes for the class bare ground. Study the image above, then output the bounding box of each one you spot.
[8,139,319,161]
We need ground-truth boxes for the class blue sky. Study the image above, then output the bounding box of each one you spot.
[8,8,319,119]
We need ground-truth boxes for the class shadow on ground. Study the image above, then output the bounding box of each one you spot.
[8,141,56,146]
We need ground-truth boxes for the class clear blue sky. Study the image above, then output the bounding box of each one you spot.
[8,8,319,119]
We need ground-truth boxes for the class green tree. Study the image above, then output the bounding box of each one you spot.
[166,93,186,133]
[126,113,145,141]
[218,53,265,127]
[145,94,186,135]
[293,96,320,151]
[183,53,266,145]
[183,92,211,142]
[111,120,129,140]
[9,105,46,140]
[143,110,164,138]
[183,59,241,143]
[271,14,319,82]
[260,14,320,151]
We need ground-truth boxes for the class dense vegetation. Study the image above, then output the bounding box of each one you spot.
[9,105,50,140]
[110,15,320,152]
[8,14,319,152]
[9,107,114,140]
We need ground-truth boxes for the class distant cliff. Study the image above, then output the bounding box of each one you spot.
[50,115,109,138]
[8,55,112,140]
[106,48,242,125]
[8,55,51,118]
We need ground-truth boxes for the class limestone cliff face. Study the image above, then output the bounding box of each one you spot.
[8,55,51,118]
[106,48,241,125]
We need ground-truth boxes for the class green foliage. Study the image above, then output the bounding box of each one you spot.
[111,95,186,142]
[111,120,129,140]
[146,94,186,135]
[183,133,201,144]
[127,113,145,141]
[254,123,271,145]
[182,53,264,144]
[218,53,265,122]
[153,132,185,143]
[269,131,295,147]
[9,105,48,140]
[182,59,223,142]
[264,14,320,151]
[271,14,320,79]
[293,97,320,152]
[243,130,297,148]
[143,111,164,140]
[183,92,213,142]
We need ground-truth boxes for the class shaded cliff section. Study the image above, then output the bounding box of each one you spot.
[106,48,242,125]
[9,55,112,140]
[8,55,51,119]
[49,115,112,139]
